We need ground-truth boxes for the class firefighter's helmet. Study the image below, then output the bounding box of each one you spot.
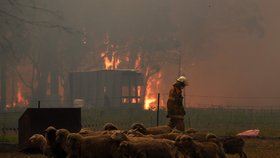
[176,76,188,86]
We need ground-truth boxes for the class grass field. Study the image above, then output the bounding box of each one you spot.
[0,106,279,158]
[0,106,280,140]
[80,107,280,137]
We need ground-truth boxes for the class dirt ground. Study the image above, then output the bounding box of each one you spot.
[0,138,279,158]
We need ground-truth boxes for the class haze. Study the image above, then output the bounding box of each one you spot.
[1,0,279,108]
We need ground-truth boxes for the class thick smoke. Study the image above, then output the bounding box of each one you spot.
[1,0,279,108]
[169,0,280,107]
[27,0,280,107]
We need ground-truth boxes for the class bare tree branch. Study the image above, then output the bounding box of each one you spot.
[14,1,63,19]
[0,34,33,89]
[0,9,82,34]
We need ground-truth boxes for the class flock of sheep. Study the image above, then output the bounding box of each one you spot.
[27,123,247,158]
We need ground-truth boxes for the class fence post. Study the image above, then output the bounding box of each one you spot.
[157,93,160,127]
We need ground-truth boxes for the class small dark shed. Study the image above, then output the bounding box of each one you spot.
[69,69,144,107]
[18,108,81,147]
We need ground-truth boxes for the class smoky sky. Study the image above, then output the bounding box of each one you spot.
[11,0,280,106]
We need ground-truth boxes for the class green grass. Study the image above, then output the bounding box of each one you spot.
[0,134,18,143]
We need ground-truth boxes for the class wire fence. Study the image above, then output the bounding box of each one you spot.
[0,106,280,140]
[3,94,280,110]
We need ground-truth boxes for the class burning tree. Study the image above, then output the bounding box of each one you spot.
[0,0,83,110]
[1,0,182,110]
[64,0,181,110]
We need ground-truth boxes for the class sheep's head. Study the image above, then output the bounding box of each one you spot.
[45,126,57,144]
[29,134,47,151]
[111,131,128,142]
[66,133,82,150]
[206,133,217,141]
[29,134,45,144]
[130,123,147,134]
[126,129,144,137]
[79,128,93,135]
[103,123,118,131]
[56,129,70,144]
[175,135,193,147]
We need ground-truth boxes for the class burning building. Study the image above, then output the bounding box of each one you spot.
[69,69,144,108]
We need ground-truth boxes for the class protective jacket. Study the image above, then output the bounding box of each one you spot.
[167,82,186,118]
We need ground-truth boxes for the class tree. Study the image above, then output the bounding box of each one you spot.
[0,0,83,109]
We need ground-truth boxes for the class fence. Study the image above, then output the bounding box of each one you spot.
[0,106,280,143]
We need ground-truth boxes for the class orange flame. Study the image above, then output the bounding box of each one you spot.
[16,82,29,107]
[135,53,141,70]
[101,51,121,70]
[59,76,64,103]
[144,71,163,111]
[144,79,157,110]
[125,56,130,62]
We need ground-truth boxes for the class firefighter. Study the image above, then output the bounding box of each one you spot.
[166,76,189,131]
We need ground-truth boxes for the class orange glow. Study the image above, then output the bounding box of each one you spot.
[16,82,29,107]
[137,86,141,96]
[135,53,141,70]
[123,98,129,103]
[144,79,157,110]
[132,98,137,103]
[125,56,130,62]
[46,73,51,96]
[144,70,163,111]
[59,76,64,103]
[101,51,121,70]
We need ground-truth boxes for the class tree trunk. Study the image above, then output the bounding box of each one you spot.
[0,56,7,110]
[50,70,60,106]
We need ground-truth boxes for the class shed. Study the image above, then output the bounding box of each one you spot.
[69,69,144,107]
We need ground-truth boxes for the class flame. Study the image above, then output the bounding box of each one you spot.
[16,82,29,107]
[144,71,163,111]
[59,76,64,103]
[135,53,141,70]
[46,73,51,96]
[144,79,157,110]
[101,51,121,70]
[100,33,121,70]
[125,56,130,62]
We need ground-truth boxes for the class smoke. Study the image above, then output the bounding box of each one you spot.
[4,0,279,107]
[44,0,280,107]
[170,0,280,107]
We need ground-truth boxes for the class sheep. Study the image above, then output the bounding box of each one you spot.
[126,129,145,137]
[118,136,184,158]
[66,131,128,158]
[206,133,226,158]
[188,131,209,141]
[220,136,247,158]
[78,127,121,137]
[78,128,95,135]
[185,128,199,134]
[130,123,173,135]
[28,134,52,157]
[103,122,118,131]
[175,135,226,158]
[65,133,81,158]
[55,128,70,154]
[151,132,184,141]
[45,126,67,158]
[146,125,173,135]
[130,123,147,134]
